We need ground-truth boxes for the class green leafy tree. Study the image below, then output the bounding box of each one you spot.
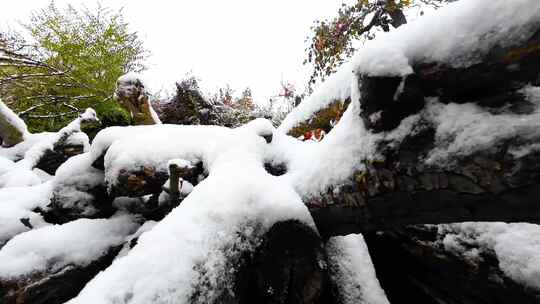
[0,2,147,132]
[304,0,452,87]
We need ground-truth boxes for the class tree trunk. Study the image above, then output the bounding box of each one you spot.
[365,227,540,304]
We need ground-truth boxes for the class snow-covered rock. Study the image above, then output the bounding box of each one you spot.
[0,214,139,279]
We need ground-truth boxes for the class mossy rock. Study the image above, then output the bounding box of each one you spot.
[82,100,132,139]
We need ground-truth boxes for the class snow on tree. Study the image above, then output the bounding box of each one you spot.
[0,99,28,147]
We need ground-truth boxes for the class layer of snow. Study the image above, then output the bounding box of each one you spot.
[0,156,14,175]
[0,206,48,248]
[0,132,55,161]
[271,85,419,197]
[0,167,41,188]
[52,153,105,215]
[0,214,139,279]
[326,234,389,304]
[437,222,540,291]
[0,99,28,145]
[355,0,540,76]
[15,108,97,171]
[424,94,540,165]
[279,0,540,134]
[0,181,53,210]
[116,220,158,259]
[0,181,54,247]
[0,111,93,188]
[116,72,149,90]
[68,120,315,304]
[99,120,272,190]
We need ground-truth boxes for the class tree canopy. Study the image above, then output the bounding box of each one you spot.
[304,0,453,87]
[0,3,147,132]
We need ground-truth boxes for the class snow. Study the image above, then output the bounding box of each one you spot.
[0,206,48,248]
[115,220,158,259]
[68,120,315,304]
[0,181,53,210]
[33,167,54,182]
[149,105,162,124]
[1,1,539,300]
[0,99,28,145]
[19,108,96,169]
[168,158,195,170]
[279,0,540,134]
[0,214,139,279]
[117,72,149,90]
[437,222,540,290]
[0,182,53,247]
[0,110,95,188]
[271,86,419,197]
[100,119,272,190]
[326,234,389,304]
[0,132,55,161]
[0,167,41,188]
[424,94,540,165]
[0,156,14,175]
[355,0,540,76]
[52,153,105,214]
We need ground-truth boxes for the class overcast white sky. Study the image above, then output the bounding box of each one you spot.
[0,1,348,102]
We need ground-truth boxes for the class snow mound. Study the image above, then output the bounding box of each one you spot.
[0,214,139,279]
[438,222,540,290]
[52,153,106,215]
[0,156,14,175]
[0,110,96,189]
[424,91,540,165]
[0,182,53,246]
[355,0,540,76]
[68,120,314,304]
[326,234,389,304]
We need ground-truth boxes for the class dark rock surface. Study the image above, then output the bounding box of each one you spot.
[232,220,334,304]
[358,29,540,133]
[35,144,85,175]
[0,246,122,304]
[365,227,540,304]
